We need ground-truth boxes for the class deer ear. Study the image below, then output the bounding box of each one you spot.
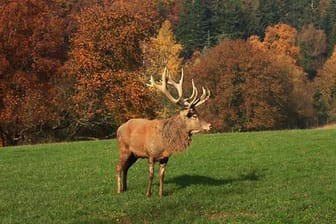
[180,109,190,118]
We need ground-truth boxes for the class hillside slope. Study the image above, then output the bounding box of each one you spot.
[0,129,335,223]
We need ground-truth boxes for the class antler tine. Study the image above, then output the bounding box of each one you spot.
[148,67,184,105]
[186,79,197,101]
[187,79,200,107]
[167,68,184,101]
[185,78,210,108]
[193,87,211,107]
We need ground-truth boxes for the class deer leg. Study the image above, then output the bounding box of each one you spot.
[146,157,154,197]
[122,154,137,191]
[159,158,169,197]
[116,153,134,193]
[116,160,123,193]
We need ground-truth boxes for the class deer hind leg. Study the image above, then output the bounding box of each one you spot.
[116,153,137,193]
[122,154,137,191]
[116,163,122,193]
[116,158,124,193]
[146,157,154,197]
[159,158,169,197]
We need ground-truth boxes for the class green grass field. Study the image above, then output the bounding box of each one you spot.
[0,129,335,224]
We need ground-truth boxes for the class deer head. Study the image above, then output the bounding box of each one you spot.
[148,67,211,133]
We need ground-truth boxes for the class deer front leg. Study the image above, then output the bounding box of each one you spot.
[146,157,154,197]
[159,158,168,197]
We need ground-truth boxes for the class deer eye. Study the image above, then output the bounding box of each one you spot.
[191,114,198,119]
[186,112,194,118]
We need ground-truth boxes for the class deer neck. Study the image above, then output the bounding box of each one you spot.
[161,116,192,153]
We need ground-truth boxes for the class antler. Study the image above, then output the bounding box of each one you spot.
[148,67,183,104]
[148,67,210,108]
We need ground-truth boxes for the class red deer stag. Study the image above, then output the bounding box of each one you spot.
[116,67,211,197]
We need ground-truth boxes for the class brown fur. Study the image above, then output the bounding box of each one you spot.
[162,114,192,153]
[116,108,210,197]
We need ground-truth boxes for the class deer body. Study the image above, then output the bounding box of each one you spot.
[116,68,211,197]
[117,118,178,160]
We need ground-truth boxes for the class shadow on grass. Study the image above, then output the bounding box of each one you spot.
[167,170,262,189]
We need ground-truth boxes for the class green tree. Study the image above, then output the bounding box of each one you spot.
[322,0,336,56]
[211,0,258,40]
[278,0,320,28]
[257,0,322,34]
[175,0,213,57]
[258,0,281,31]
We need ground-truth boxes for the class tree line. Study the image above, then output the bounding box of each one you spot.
[0,0,335,146]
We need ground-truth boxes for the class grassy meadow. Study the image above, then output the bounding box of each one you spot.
[0,129,335,223]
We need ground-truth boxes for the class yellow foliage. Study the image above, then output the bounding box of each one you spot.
[143,19,183,79]
[263,23,300,64]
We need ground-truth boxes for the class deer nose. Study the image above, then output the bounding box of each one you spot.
[203,122,211,131]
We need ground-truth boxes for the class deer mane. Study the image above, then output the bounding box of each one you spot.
[161,114,192,153]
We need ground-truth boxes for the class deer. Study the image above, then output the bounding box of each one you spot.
[116,67,211,197]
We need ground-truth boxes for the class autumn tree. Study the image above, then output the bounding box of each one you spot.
[250,23,314,127]
[60,0,161,139]
[262,23,300,63]
[186,39,295,132]
[0,0,66,145]
[163,0,184,26]
[297,23,327,79]
[143,19,183,77]
[314,47,336,124]
[142,19,183,117]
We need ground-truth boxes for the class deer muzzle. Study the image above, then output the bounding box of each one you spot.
[202,122,211,131]
[198,119,211,132]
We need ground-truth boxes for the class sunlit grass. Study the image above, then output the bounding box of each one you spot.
[0,129,335,223]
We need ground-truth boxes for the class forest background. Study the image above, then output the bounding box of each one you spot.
[1,0,336,146]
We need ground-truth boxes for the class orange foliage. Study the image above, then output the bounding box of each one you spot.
[0,1,322,144]
[186,40,294,131]
[60,0,161,132]
[262,23,300,64]
[0,0,66,145]
[249,23,314,125]
[186,41,292,131]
